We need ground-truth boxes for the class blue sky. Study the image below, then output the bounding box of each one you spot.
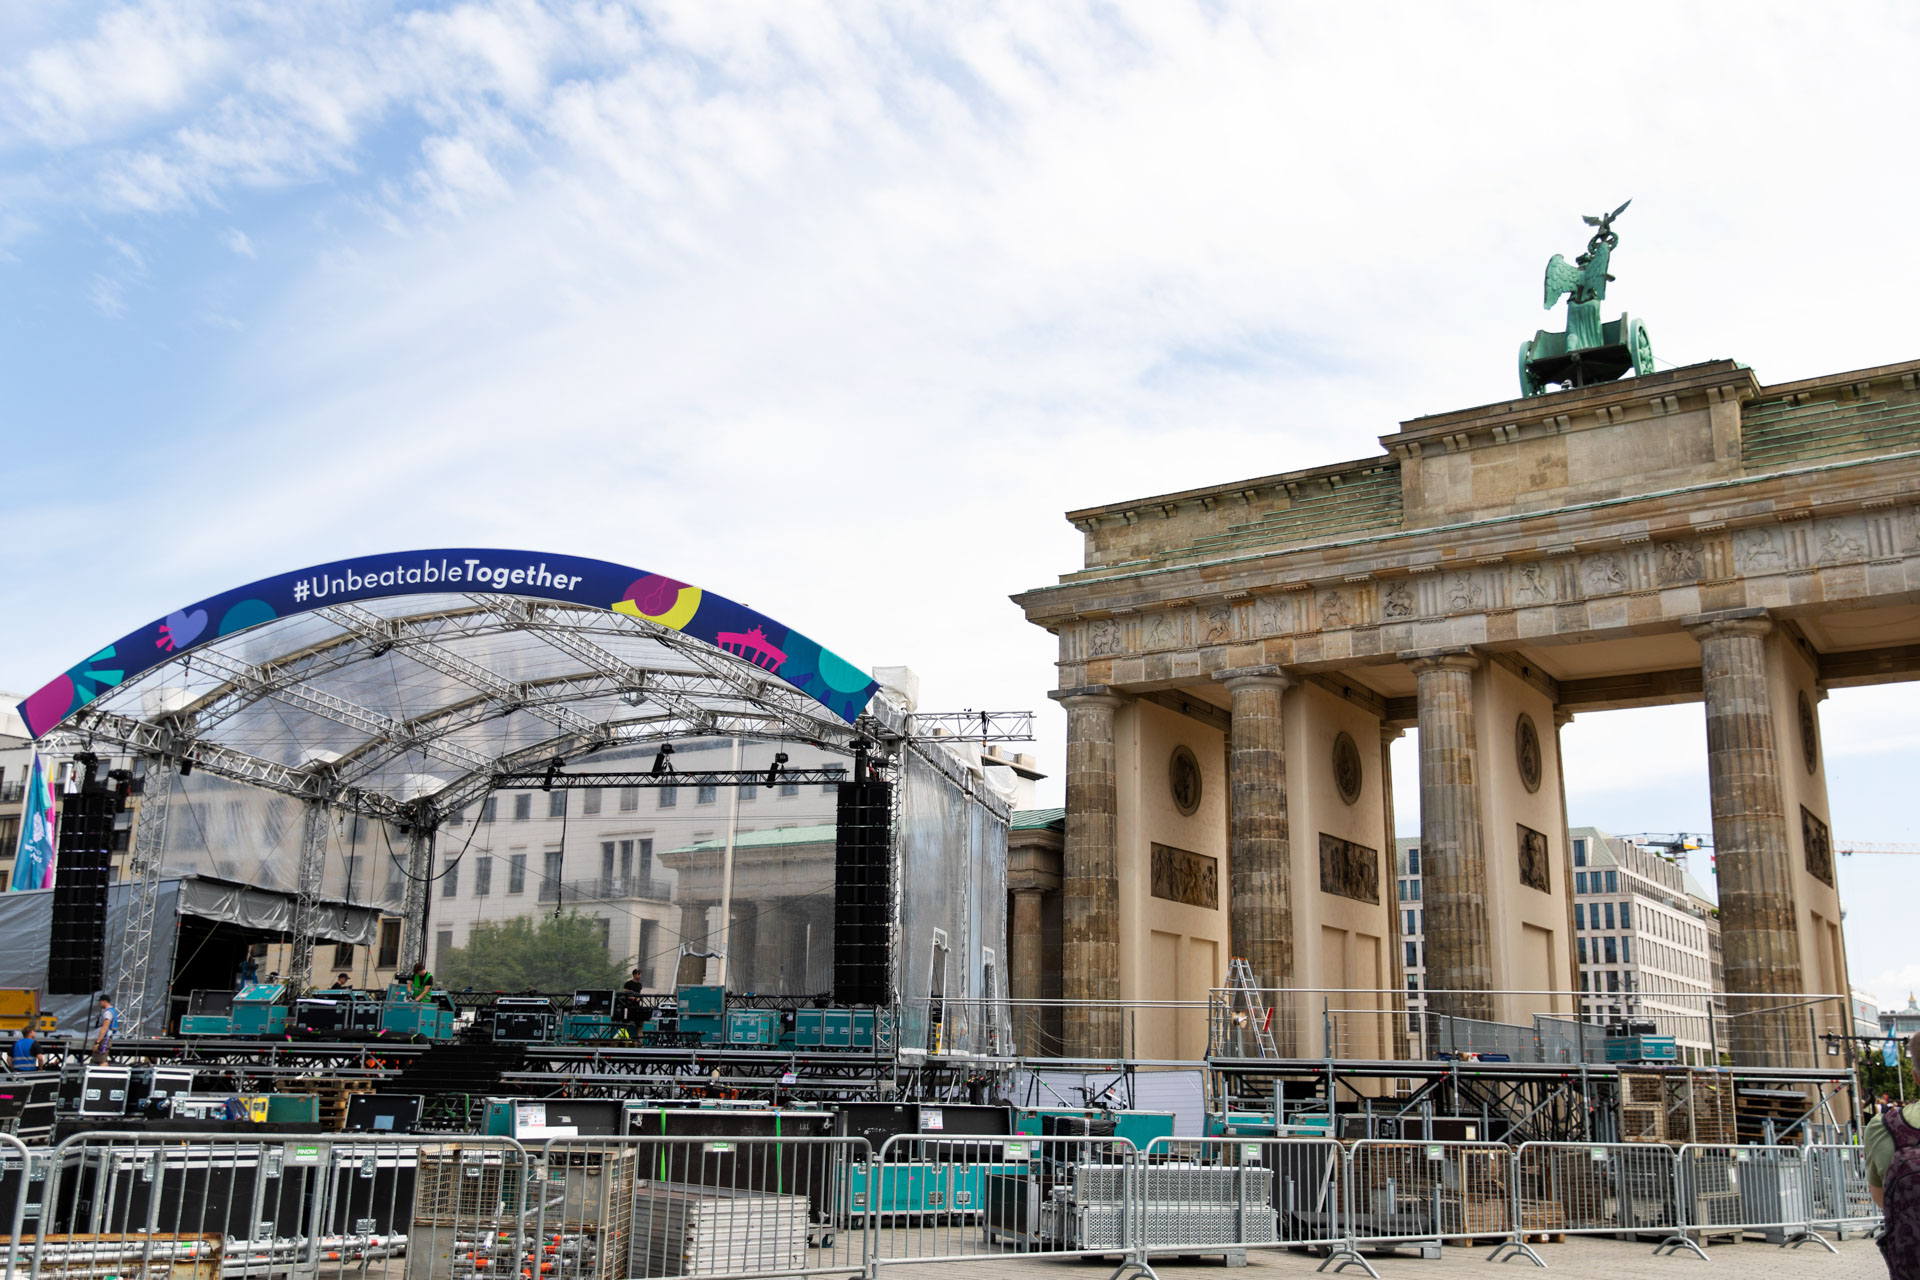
[5,1,1920,1003]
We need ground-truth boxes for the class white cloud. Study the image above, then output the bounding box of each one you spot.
[221,225,254,257]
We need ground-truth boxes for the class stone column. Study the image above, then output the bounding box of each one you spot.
[1381,727,1410,1059]
[1010,888,1046,1054]
[1213,665,1296,1052]
[1686,611,1807,1067]
[1409,649,1495,1023]
[1553,710,1582,1021]
[1052,687,1123,1058]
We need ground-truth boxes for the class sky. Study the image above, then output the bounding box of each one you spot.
[4,1,1920,1006]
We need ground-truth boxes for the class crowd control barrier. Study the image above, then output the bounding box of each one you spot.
[0,1128,1886,1280]
[1656,1143,1838,1260]
[1803,1144,1879,1238]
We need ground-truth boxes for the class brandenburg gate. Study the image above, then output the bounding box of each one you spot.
[1014,224,1916,1067]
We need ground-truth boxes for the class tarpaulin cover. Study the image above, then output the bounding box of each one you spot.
[0,880,179,1038]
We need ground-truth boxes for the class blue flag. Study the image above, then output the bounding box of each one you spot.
[1887,1039,1901,1069]
[9,754,56,891]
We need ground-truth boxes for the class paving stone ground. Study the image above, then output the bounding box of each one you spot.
[860,1233,1887,1280]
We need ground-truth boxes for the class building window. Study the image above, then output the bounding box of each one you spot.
[1398,879,1407,902]
[543,849,563,890]
[592,918,611,949]
[823,780,839,796]
[441,861,459,897]
[1573,838,1586,866]
[1404,940,1418,968]
[1407,975,1420,994]
[1605,870,1618,893]
[1621,936,1633,965]
[1575,871,1588,894]
[1580,972,1589,993]
[1574,903,1585,930]
[508,853,527,894]
[1603,937,1618,964]
[1407,847,1420,875]
[659,787,678,808]
[436,930,454,967]
[447,806,465,827]
[1603,902,1615,930]
[474,855,492,896]
[548,791,568,819]
[480,797,497,823]
[619,787,639,812]
[618,839,635,883]
[332,942,355,970]
[344,854,365,898]
[779,781,800,797]
[1403,910,1416,936]
[1607,971,1620,992]
[513,793,532,821]
[638,838,653,883]
[1578,936,1588,964]
[1409,879,1420,901]
[740,785,757,802]
[377,920,401,968]
[1620,901,1632,928]
[583,789,602,816]
[697,785,718,805]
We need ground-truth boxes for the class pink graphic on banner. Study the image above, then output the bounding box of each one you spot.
[715,627,787,673]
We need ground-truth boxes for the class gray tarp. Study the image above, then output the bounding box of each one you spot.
[0,875,376,1037]
[177,876,378,947]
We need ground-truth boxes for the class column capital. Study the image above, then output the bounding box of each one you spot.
[1050,684,1124,709]
[1404,646,1481,675]
[1380,726,1406,745]
[1213,664,1293,693]
[1553,708,1575,729]
[1683,607,1772,642]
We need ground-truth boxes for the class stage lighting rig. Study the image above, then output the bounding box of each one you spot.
[650,743,675,776]
[765,751,788,787]
[541,756,566,791]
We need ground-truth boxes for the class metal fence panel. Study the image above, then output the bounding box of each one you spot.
[0,1134,31,1280]
[27,1131,525,1280]
[866,1133,1141,1272]
[1656,1143,1838,1259]
[538,1134,867,1279]
[1511,1141,1677,1236]
[1137,1137,1344,1258]
[1803,1144,1879,1236]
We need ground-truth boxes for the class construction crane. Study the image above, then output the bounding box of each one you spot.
[1837,841,1920,856]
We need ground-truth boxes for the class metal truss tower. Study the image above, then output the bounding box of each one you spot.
[288,801,330,992]
[109,757,173,1032]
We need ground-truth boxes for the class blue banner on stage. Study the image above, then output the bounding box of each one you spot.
[20,549,879,737]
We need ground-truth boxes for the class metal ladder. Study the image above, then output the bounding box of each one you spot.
[1226,957,1280,1058]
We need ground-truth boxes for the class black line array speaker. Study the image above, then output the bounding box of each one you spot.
[832,753,893,1007]
[48,780,117,995]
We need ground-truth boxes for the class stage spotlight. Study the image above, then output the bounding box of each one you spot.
[621,688,647,707]
[650,743,675,776]
[541,756,566,791]
[179,757,192,776]
[766,751,789,787]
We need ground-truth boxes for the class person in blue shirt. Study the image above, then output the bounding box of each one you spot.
[9,1032,36,1072]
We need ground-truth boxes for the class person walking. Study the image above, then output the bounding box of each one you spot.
[1866,1029,1920,1278]
[91,994,118,1064]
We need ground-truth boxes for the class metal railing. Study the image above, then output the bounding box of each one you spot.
[538,877,674,903]
[5,1127,1885,1280]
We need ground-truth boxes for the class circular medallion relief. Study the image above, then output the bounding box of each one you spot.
[1798,691,1819,775]
[1169,744,1202,816]
[1515,713,1543,794]
[1332,731,1363,805]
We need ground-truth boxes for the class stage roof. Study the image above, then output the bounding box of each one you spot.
[21,548,899,824]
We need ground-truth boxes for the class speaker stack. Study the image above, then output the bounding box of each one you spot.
[47,758,120,995]
[831,750,894,1007]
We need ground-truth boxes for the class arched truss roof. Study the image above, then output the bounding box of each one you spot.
[19,548,901,824]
